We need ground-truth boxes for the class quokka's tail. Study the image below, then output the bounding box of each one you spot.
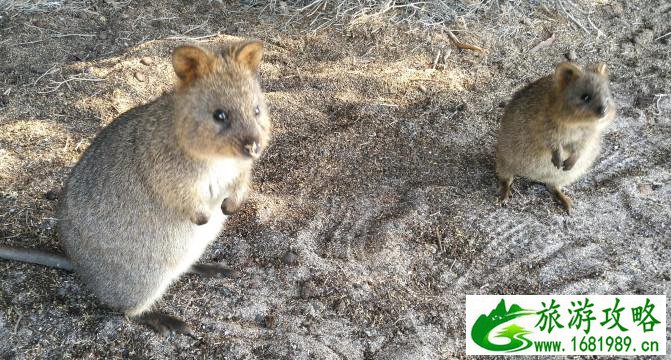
[0,245,73,271]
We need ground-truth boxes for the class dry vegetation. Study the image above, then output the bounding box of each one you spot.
[0,0,670,359]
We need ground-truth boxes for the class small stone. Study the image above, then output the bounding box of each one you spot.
[67,54,83,62]
[300,280,316,299]
[45,190,59,201]
[334,299,347,313]
[248,276,261,289]
[98,33,108,40]
[638,183,653,196]
[303,320,315,333]
[633,29,655,46]
[282,251,298,265]
[134,72,146,82]
[140,57,153,66]
[40,218,56,231]
[565,50,577,61]
[417,84,427,93]
[217,287,233,297]
[263,314,276,328]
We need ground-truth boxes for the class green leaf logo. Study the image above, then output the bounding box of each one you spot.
[471,299,536,352]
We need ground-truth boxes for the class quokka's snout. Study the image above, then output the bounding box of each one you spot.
[230,121,266,159]
[242,139,261,158]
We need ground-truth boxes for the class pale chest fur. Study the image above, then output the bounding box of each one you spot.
[554,122,599,150]
[554,111,614,148]
[170,159,244,278]
[197,158,244,208]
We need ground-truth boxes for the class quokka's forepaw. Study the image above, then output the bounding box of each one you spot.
[551,151,563,170]
[191,212,209,225]
[562,157,577,171]
[221,198,240,215]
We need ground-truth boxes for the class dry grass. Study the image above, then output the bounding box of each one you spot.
[241,0,495,32]
[237,0,608,36]
[0,0,90,12]
[0,0,610,43]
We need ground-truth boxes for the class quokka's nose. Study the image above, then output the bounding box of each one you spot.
[243,141,261,158]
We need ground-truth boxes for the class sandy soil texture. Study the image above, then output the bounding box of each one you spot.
[0,1,669,358]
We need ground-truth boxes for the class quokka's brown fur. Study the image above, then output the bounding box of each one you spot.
[0,40,271,335]
[496,62,616,212]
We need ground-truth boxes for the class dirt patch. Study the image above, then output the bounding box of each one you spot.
[0,0,669,359]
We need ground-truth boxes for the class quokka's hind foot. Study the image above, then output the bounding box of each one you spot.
[133,311,193,337]
[549,185,573,213]
[498,176,513,204]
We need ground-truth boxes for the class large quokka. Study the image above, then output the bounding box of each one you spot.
[0,40,271,335]
[496,62,615,212]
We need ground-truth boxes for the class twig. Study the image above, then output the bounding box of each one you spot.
[446,31,485,53]
[23,23,95,38]
[443,48,452,60]
[557,0,590,34]
[32,64,59,86]
[587,16,605,38]
[165,32,221,42]
[296,0,323,12]
[432,49,441,69]
[15,39,45,46]
[183,21,208,35]
[564,0,593,15]
[50,33,96,38]
[146,16,177,21]
[654,94,669,115]
[653,32,671,41]
[38,75,105,94]
[530,33,556,52]
[14,313,23,334]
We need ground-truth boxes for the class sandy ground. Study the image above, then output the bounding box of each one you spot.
[0,0,669,359]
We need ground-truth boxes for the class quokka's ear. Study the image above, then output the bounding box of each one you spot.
[172,45,217,86]
[226,40,264,71]
[589,62,608,77]
[554,62,583,89]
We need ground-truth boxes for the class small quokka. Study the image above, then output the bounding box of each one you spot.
[0,40,271,335]
[496,62,615,212]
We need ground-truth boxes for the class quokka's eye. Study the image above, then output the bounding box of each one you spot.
[213,109,230,127]
[581,94,592,103]
[254,105,261,116]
